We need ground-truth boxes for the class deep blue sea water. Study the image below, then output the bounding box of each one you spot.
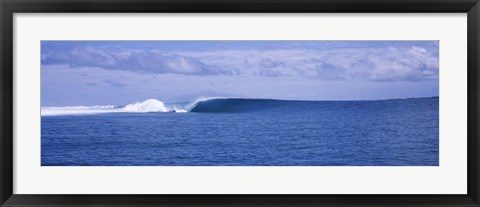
[41,97,439,166]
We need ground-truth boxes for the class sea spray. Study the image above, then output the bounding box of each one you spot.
[122,99,168,113]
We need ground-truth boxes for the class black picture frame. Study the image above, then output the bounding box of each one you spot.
[1,0,479,206]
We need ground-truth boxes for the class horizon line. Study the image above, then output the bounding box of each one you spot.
[41,96,439,108]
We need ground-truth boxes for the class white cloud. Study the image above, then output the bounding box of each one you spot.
[42,46,230,76]
[42,45,438,81]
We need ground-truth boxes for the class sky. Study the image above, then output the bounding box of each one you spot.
[41,41,439,106]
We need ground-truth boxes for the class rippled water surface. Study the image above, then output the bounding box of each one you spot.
[41,97,439,166]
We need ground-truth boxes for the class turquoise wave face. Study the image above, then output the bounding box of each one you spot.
[189,97,439,113]
[189,98,290,113]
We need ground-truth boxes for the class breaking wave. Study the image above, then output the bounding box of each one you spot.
[41,97,438,116]
[42,97,237,116]
[41,97,284,116]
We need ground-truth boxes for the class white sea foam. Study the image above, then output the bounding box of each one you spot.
[41,105,120,116]
[41,99,170,116]
[121,99,168,113]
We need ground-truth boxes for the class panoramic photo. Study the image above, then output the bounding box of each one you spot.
[41,40,439,166]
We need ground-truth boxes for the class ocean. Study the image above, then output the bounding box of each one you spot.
[41,97,439,166]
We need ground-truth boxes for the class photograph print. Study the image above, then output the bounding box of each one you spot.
[41,41,439,166]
